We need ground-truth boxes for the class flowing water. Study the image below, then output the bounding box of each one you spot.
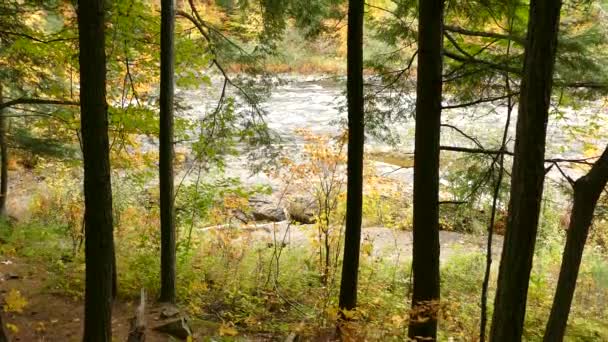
[178,75,608,190]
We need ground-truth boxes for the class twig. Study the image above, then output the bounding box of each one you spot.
[480,12,515,340]
[442,93,518,110]
[441,124,485,149]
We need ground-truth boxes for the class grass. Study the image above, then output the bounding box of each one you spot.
[1,215,607,340]
[2,136,606,340]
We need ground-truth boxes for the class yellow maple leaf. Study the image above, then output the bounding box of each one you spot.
[218,323,238,336]
[4,289,28,313]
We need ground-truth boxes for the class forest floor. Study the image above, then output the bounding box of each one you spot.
[0,227,504,341]
[0,255,342,341]
[0,257,177,341]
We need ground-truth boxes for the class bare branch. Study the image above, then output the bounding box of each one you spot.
[442,93,518,110]
[444,25,526,46]
[0,30,76,43]
[440,124,485,149]
[0,98,79,110]
[440,145,599,165]
[438,200,468,205]
[555,81,608,90]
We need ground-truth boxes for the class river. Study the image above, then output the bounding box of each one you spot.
[178,75,608,191]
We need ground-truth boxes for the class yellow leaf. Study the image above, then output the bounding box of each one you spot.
[218,323,238,336]
[4,289,28,313]
[391,315,405,328]
[326,307,339,321]
[243,316,257,327]
[341,309,356,320]
[6,323,19,334]
[35,321,46,332]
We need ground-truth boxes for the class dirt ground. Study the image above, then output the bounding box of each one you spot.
[0,258,178,342]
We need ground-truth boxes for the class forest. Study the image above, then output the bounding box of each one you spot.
[0,0,607,341]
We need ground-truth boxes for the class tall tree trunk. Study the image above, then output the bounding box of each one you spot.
[0,83,8,218]
[408,0,443,339]
[544,145,608,341]
[0,309,8,342]
[338,0,364,312]
[490,0,562,340]
[112,256,117,299]
[77,0,115,340]
[159,0,176,303]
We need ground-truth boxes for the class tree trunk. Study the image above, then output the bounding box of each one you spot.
[127,289,146,342]
[159,0,176,303]
[490,0,562,340]
[338,0,364,312]
[0,309,8,342]
[408,0,443,339]
[544,145,608,341]
[0,83,8,218]
[77,0,115,340]
[112,253,117,299]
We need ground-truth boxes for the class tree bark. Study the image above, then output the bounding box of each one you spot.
[0,309,8,342]
[490,0,563,340]
[112,253,117,299]
[338,0,364,312]
[408,0,443,340]
[77,0,115,341]
[159,0,176,303]
[0,83,8,217]
[544,145,608,341]
[127,289,146,342]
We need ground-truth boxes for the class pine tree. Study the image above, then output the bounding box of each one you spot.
[159,0,177,304]
[77,0,115,340]
[338,0,365,312]
[408,0,443,339]
[491,0,563,340]
[544,145,608,341]
[0,83,7,217]
[0,310,7,342]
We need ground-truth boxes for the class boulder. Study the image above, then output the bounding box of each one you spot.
[286,196,318,224]
[159,305,180,319]
[153,316,192,340]
[249,196,286,222]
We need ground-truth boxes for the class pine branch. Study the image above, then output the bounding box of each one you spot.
[176,8,266,120]
[443,50,522,75]
[444,51,608,91]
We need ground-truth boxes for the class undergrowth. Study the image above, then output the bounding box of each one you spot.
[1,216,607,341]
[1,134,607,340]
